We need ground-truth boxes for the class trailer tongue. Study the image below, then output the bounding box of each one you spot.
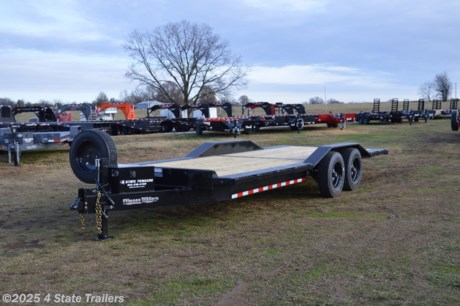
[69,129,388,240]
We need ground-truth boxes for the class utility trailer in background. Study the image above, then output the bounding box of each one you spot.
[0,103,191,165]
[69,129,388,240]
[0,122,72,165]
[0,106,73,165]
[356,98,429,125]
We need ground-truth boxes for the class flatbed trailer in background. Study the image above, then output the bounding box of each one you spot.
[69,129,388,240]
[356,98,430,125]
[195,102,350,136]
[0,104,193,165]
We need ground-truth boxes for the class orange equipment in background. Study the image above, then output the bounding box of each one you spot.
[97,102,136,120]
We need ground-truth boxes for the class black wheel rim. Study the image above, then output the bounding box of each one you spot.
[350,157,361,182]
[77,142,99,171]
[332,161,343,188]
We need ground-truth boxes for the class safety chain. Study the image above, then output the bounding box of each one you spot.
[95,191,103,235]
[79,213,86,230]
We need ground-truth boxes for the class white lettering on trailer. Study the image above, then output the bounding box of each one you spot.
[123,197,159,206]
[120,178,154,189]
[231,177,306,199]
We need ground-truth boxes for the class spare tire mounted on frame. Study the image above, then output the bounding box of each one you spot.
[69,129,117,184]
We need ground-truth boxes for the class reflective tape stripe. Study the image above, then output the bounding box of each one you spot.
[231,177,306,199]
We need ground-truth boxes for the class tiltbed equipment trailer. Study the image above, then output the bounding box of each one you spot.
[69,129,388,240]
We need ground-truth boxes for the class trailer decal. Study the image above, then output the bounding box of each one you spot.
[231,177,306,199]
[120,178,154,189]
[123,197,159,206]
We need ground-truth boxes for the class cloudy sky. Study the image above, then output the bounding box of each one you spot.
[1,0,459,103]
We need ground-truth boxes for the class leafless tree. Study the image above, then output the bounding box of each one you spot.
[94,92,109,106]
[434,72,451,101]
[327,98,342,104]
[309,96,324,104]
[238,95,250,105]
[418,81,435,101]
[217,90,235,103]
[124,20,247,106]
[120,86,158,103]
[197,85,217,104]
[155,81,184,103]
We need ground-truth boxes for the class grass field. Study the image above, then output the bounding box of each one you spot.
[0,117,459,305]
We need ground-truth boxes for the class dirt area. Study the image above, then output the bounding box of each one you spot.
[0,119,458,305]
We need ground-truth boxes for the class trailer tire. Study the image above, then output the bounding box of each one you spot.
[451,110,459,131]
[317,151,345,198]
[342,148,362,191]
[161,121,174,133]
[69,129,117,184]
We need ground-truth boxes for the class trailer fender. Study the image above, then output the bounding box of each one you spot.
[69,129,117,183]
[305,143,387,169]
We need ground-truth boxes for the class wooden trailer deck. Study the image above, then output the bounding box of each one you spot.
[147,146,317,177]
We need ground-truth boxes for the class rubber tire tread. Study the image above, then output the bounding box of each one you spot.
[69,129,117,184]
[317,151,345,198]
[342,148,362,191]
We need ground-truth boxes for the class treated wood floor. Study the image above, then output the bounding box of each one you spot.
[147,146,317,177]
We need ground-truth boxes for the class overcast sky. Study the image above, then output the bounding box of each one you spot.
[1,0,459,103]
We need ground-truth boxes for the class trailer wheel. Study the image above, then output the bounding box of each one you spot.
[69,129,117,184]
[317,151,345,198]
[451,110,459,131]
[161,122,174,133]
[342,148,362,191]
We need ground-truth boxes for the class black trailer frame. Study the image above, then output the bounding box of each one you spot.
[69,129,388,240]
[356,98,430,125]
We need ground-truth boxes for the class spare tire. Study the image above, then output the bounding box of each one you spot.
[69,129,117,184]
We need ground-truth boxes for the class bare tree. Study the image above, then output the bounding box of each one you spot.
[94,92,109,106]
[434,72,451,101]
[238,95,250,105]
[124,20,247,106]
[419,81,435,101]
[327,98,342,104]
[155,81,184,103]
[309,96,324,104]
[218,90,235,103]
[197,85,217,104]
